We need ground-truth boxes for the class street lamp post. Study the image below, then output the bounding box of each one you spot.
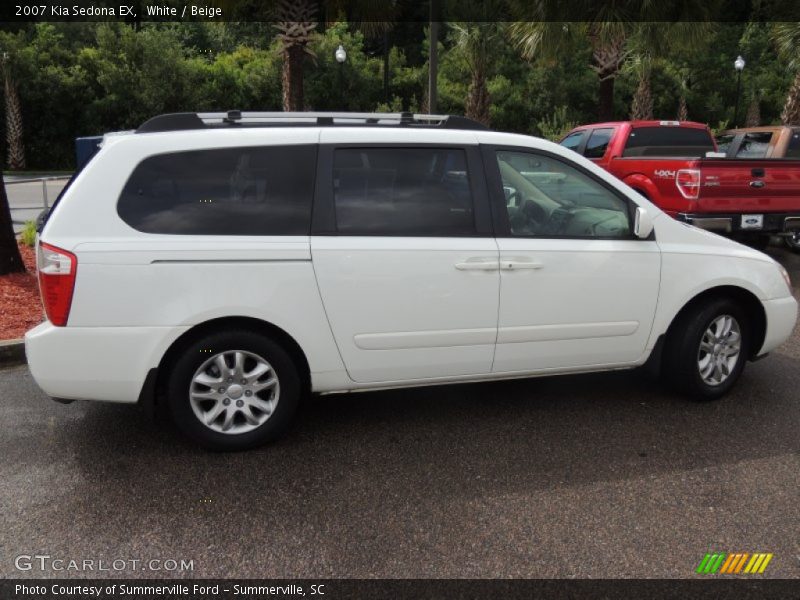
[733,55,745,128]
[335,44,346,110]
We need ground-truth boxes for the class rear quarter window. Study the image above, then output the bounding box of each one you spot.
[622,127,714,157]
[583,128,614,159]
[117,145,316,235]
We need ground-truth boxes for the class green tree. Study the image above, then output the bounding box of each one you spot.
[626,22,714,121]
[304,22,385,111]
[771,22,800,125]
[509,0,719,121]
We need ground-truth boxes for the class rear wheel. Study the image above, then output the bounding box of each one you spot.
[166,330,301,450]
[663,298,750,400]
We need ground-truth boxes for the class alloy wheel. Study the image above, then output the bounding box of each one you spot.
[697,315,742,386]
[189,350,280,434]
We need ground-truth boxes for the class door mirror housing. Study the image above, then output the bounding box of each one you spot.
[634,206,654,239]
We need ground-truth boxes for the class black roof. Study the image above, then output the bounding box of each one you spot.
[136,111,488,134]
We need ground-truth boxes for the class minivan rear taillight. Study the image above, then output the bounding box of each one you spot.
[676,169,701,200]
[37,242,77,326]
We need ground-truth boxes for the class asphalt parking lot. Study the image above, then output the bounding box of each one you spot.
[6,176,68,234]
[1,247,799,580]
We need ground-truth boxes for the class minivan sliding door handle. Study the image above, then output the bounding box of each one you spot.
[500,258,544,270]
[454,258,499,271]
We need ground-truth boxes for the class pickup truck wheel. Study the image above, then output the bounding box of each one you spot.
[784,231,800,253]
[664,298,750,401]
[166,330,301,451]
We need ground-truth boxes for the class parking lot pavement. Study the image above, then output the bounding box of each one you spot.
[1,249,799,580]
[6,177,68,233]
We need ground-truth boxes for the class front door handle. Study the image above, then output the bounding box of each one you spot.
[500,258,544,270]
[750,180,766,188]
[455,258,499,271]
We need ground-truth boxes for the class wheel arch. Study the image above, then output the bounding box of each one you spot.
[147,316,311,415]
[661,285,767,361]
[622,173,658,201]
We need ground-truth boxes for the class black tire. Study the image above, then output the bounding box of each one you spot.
[663,298,750,401]
[784,231,800,253]
[166,329,301,451]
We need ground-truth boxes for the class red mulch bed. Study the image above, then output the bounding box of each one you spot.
[0,241,42,340]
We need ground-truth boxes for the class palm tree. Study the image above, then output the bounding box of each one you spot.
[274,0,318,111]
[629,55,654,120]
[771,23,800,125]
[677,95,689,121]
[744,91,761,127]
[511,21,628,121]
[626,22,713,121]
[664,62,692,121]
[450,22,502,126]
[509,1,718,121]
[1,52,25,170]
[0,171,25,275]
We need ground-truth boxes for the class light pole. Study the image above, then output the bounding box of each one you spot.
[335,44,346,110]
[733,55,745,128]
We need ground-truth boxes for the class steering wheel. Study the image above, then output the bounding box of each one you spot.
[508,198,547,234]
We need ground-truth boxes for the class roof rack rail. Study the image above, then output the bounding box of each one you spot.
[136,111,488,133]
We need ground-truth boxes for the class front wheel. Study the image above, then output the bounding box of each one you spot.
[166,330,302,451]
[784,231,800,253]
[663,298,750,400]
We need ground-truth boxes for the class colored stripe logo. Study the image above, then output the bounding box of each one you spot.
[696,552,773,574]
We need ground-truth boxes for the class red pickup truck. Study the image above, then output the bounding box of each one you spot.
[560,120,800,249]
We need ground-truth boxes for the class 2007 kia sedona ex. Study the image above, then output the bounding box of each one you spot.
[25,112,798,450]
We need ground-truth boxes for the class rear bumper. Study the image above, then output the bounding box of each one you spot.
[677,212,800,234]
[759,296,799,356]
[24,322,186,403]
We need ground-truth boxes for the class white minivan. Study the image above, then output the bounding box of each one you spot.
[26,112,797,450]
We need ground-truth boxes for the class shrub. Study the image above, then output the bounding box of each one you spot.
[20,220,37,247]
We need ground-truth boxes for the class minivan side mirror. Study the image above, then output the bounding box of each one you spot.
[634,206,654,239]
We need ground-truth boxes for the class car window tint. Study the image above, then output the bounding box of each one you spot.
[496,150,630,239]
[583,128,614,159]
[332,147,475,236]
[736,132,773,158]
[559,131,585,153]
[118,145,316,235]
[622,126,714,157]
[786,130,800,158]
